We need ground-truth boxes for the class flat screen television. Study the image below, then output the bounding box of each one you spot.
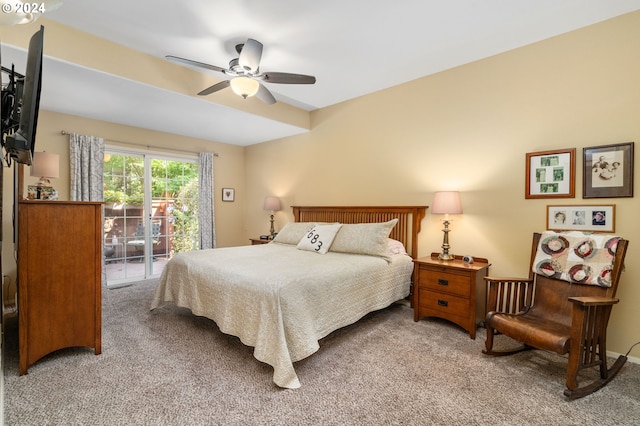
[4,25,44,166]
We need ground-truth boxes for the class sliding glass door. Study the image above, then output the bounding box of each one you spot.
[103,150,199,286]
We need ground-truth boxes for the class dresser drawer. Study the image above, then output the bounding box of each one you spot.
[419,288,469,316]
[419,268,471,297]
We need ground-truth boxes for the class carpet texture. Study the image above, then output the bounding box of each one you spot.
[3,279,640,425]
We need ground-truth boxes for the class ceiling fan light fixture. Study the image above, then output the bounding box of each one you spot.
[230,76,259,99]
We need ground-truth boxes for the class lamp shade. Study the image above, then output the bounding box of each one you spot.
[30,151,60,179]
[263,196,281,212]
[431,191,462,215]
[230,77,260,99]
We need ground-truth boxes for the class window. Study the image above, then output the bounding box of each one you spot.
[103,150,198,286]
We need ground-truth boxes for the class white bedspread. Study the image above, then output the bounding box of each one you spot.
[150,242,413,388]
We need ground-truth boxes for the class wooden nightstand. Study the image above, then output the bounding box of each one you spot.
[250,238,271,245]
[413,253,490,339]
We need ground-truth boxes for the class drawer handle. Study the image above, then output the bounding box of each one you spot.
[437,278,449,286]
[437,299,449,307]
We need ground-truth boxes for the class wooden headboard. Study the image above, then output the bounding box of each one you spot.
[292,206,427,259]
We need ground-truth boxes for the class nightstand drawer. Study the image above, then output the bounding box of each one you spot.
[419,268,471,297]
[419,289,469,316]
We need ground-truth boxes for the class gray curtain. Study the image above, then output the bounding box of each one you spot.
[69,133,105,201]
[69,132,105,284]
[198,152,216,249]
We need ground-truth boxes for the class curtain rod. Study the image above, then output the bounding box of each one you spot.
[60,130,219,157]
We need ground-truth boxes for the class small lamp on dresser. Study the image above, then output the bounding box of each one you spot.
[29,151,60,200]
[432,191,463,261]
[263,196,282,239]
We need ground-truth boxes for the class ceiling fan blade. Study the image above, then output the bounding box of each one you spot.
[262,72,316,84]
[166,55,227,74]
[255,83,276,105]
[238,38,263,72]
[198,80,231,96]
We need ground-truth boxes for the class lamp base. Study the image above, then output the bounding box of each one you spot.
[438,219,454,261]
[27,184,58,200]
[269,214,276,239]
[438,253,455,261]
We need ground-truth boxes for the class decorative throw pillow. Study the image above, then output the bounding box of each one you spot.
[533,230,621,286]
[272,222,317,245]
[296,223,343,254]
[329,218,399,260]
[387,238,407,256]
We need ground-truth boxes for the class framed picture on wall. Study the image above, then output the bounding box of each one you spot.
[222,188,235,202]
[547,204,615,232]
[583,142,634,198]
[525,148,576,199]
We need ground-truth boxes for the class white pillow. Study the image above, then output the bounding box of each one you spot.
[329,219,399,260]
[387,238,407,255]
[272,222,316,245]
[296,223,343,254]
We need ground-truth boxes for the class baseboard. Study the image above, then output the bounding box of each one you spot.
[608,350,640,365]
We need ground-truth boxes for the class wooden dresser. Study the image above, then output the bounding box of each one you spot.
[18,200,103,374]
[413,253,490,339]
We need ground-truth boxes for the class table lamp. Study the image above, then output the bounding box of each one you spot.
[30,151,60,199]
[263,196,282,239]
[432,191,462,261]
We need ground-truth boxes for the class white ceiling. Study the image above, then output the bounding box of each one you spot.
[3,0,640,146]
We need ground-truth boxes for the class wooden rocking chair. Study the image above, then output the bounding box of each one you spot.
[483,232,629,399]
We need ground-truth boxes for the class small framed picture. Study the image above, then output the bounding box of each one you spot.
[547,204,615,233]
[525,148,575,199]
[222,188,235,202]
[583,142,634,198]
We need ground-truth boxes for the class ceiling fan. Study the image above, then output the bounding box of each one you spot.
[0,0,63,25]
[166,38,316,105]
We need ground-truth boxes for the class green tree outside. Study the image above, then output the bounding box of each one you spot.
[103,154,199,256]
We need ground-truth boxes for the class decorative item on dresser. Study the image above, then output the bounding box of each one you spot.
[413,253,490,339]
[27,151,59,200]
[18,200,103,375]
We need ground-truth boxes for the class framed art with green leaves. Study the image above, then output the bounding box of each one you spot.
[526,148,575,199]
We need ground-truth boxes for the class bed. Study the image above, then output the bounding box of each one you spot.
[150,206,427,388]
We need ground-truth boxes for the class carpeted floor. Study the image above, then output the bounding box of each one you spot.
[3,279,640,425]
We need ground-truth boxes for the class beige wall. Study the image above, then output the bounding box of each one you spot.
[245,11,640,358]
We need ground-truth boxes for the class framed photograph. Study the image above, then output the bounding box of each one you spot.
[547,204,615,232]
[583,142,634,198]
[525,148,575,199]
[222,188,235,202]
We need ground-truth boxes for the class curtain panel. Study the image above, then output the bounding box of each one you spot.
[198,152,216,249]
[69,132,105,284]
[69,133,105,202]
